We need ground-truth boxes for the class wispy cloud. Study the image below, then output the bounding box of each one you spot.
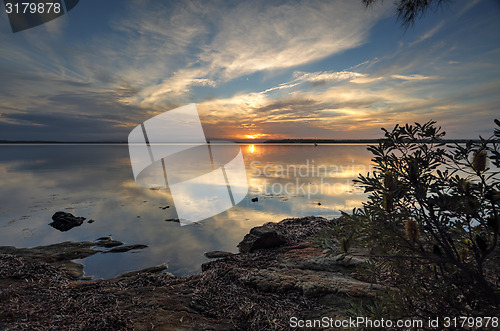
[391,74,436,81]
[114,0,390,105]
[409,21,445,46]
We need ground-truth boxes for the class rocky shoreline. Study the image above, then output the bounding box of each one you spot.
[0,216,383,330]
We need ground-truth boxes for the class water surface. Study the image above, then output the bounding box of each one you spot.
[0,144,372,279]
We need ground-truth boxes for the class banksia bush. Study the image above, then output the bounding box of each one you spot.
[332,120,500,320]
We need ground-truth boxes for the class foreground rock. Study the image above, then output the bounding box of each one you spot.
[237,225,284,253]
[0,216,382,330]
[49,211,86,231]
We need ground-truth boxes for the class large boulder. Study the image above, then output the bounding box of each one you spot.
[237,225,284,253]
[49,211,85,231]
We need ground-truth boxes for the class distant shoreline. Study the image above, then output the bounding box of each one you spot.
[0,140,127,144]
[0,139,491,144]
[262,138,488,144]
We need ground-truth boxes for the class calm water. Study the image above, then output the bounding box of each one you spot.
[0,144,372,279]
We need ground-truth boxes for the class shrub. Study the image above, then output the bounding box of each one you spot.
[321,120,500,319]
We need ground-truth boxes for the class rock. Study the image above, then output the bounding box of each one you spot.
[237,225,284,253]
[243,268,382,298]
[117,263,170,278]
[204,251,234,259]
[251,197,258,202]
[95,237,123,248]
[105,244,148,253]
[49,211,85,231]
[0,254,233,331]
[87,219,95,223]
[0,239,150,279]
[0,239,119,279]
[159,205,170,209]
[164,218,180,222]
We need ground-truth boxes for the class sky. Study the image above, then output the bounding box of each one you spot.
[0,0,499,142]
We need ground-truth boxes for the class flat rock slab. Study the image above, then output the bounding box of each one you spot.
[0,238,148,279]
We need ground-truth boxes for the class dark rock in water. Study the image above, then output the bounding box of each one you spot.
[105,244,148,253]
[165,218,180,222]
[237,225,284,253]
[87,219,95,223]
[49,211,85,231]
[251,197,259,202]
[159,205,170,209]
[95,237,123,248]
[204,251,234,259]
[317,202,321,206]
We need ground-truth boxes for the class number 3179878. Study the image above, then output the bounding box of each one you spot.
[5,2,61,14]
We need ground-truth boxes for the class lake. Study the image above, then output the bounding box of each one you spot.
[0,144,373,279]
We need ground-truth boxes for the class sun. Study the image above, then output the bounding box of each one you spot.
[245,134,258,139]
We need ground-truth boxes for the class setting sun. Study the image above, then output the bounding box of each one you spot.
[245,134,258,139]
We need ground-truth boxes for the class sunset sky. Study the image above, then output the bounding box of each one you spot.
[0,0,499,141]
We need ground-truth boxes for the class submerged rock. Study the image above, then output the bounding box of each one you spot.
[105,244,148,253]
[49,211,85,231]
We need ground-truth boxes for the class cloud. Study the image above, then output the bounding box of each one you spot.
[0,112,129,141]
[391,74,436,81]
[258,70,366,94]
[1,0,498,142]
[0,69,155,141]
[409,21,445,46]
[194,26,500,140]
[116,0,390,105]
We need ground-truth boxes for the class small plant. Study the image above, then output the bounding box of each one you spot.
[326,120,500,318]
